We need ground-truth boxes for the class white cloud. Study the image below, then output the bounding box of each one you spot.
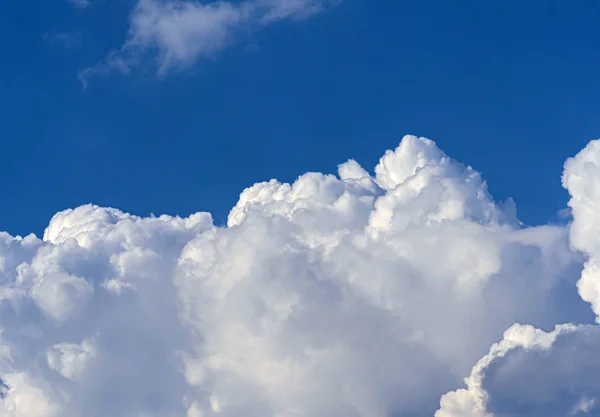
[46,340,96,381]
[79,0,338,87]
[436,138,600,417]
[563,139,600,321]
[0,134,599,416]
[0,373,58,417]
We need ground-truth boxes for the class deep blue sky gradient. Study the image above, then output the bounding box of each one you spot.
[1,1,600,236]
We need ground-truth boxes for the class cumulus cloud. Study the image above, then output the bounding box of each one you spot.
[46,340,96,381]
[79,0,338,87]
[436,138,600,417]
[0,134,598,416]
[563,140,600,321]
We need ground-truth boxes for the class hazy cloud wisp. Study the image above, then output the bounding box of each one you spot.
[68,0,91,9]
[42,32,83,49]
[79,0,338,87]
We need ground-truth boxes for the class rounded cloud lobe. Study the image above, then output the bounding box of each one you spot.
[0,135,597,416]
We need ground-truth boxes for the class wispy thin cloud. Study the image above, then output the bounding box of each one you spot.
[68,0,92,9]
[79,0,339,88]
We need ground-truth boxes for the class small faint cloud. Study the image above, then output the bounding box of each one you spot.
[244,43,262,54]
[571,396,597,415]
[43,32,83,49]
[558,207,573,220]
[68,0,92,8]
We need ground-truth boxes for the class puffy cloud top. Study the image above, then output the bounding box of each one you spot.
[563,140,600,321]
[0,134,598,416]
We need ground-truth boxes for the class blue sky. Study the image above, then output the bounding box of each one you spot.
[2,0,600,237]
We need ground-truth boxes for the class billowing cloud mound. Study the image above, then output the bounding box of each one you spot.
[436,138,600,417]
[0,135,598,416]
